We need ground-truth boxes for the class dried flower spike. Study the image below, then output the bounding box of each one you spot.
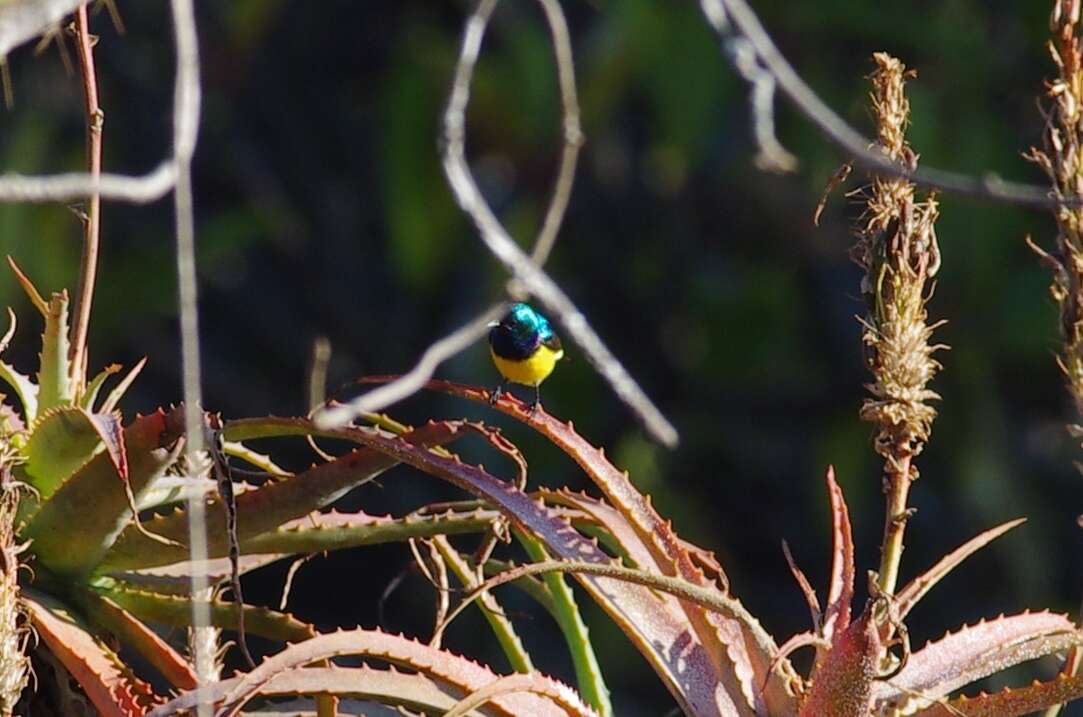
[851,53,945,596]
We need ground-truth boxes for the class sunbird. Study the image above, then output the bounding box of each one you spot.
[488,302,564,411]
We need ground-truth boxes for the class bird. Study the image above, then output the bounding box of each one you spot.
[487,302,563,412]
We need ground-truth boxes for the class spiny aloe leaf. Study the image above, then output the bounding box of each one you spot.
[0,359,35,424]
[303,416,743,717]
[798,608,880,717]
[73,588,198,690]
[81,363,121,411]
[98,357,147,414]
[21,405,126,499]
[110,553,286,596]
[894,517,1027,622]
[443,672,601,717]
[36,293,72,411]
[214,628,591,717]
[222,439,291,478]
[149,666,510,717]
[243,508,503,555]
[22,408,183,576]
[0,307,14,354]
[0,307,36,423]
[7,257,72,410]
[24,589,163,717]
[98,581,315,642]
[821,467,853,636]
[907,673,1083,717]
[367,377,789,716]
[516,530,612,717]
[97,419,465,572]
[872,611,1082,714]
[6,255,46,314]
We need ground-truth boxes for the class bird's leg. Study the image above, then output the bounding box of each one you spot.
[489,379,508,406]
[529,384,542,415]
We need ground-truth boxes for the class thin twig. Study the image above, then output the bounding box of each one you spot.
[316,305,504,427]
[70,4,102,395]
[318,0,593,435]
[441,0,679,447]
[529,0,583,267]
[699,0,1083,208]
[168,0,213,709]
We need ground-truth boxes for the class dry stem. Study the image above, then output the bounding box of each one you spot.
[70,4,103,395]
[1028,1,1083,707]
[852,54,944,597]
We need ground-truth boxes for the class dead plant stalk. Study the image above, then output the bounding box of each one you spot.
[71,3,102,394]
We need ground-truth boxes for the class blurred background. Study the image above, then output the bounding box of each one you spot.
[1,0,1080,713]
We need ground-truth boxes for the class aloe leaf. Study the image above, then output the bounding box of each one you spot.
[243,508,501,554]
[110,553,286,596]
[22,408,184,576]
[818,466,854,664]
[894,517,1027,621]
[315,417,740,717]
[81,363,121,411]
[0,307,15,354]
[222,439,291,477]
[517,530,612,717]
[24,589,164,717]
[21,405,121,499]
[211,628,590,717]
[72,588,199,690]
[98,419,465,572]
[98,357,147,414]
[6,257,73,410]
[908,674,1083,717]
[98,581,316,642]
[150,666,512,717]
[373,378,785,716]
[872,611,1083,713]
[6,256,47,315]
[36,290,73,411]
[0,359,36,424]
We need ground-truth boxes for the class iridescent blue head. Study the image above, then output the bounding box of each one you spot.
[488,302,562,361]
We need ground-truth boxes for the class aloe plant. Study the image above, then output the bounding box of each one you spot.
[3,253,1082,715]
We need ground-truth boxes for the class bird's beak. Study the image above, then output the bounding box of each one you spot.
[487,320,500,328]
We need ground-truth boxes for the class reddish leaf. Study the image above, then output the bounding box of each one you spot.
[25,590,163,717]
[821,466,853,641]
[212,628,587,717]
[873,611,1082,713]
[908,673,1083,717]
[99,419,465,572]
[150,665,566,717]
[366,377,791,716]
[72,588,198,690]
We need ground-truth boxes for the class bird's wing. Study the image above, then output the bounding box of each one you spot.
[542,333,563,352]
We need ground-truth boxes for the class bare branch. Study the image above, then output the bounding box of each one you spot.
[530,0,583,266]
[315,304,505,427]
[700,0,1078,208]
[0,163,175,202]
[70,3,103,395]
[167,0,214,708]
[441,0,679,447]
[318,0,633,443]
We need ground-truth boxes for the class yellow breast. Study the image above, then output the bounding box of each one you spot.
[490,345,564,386]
